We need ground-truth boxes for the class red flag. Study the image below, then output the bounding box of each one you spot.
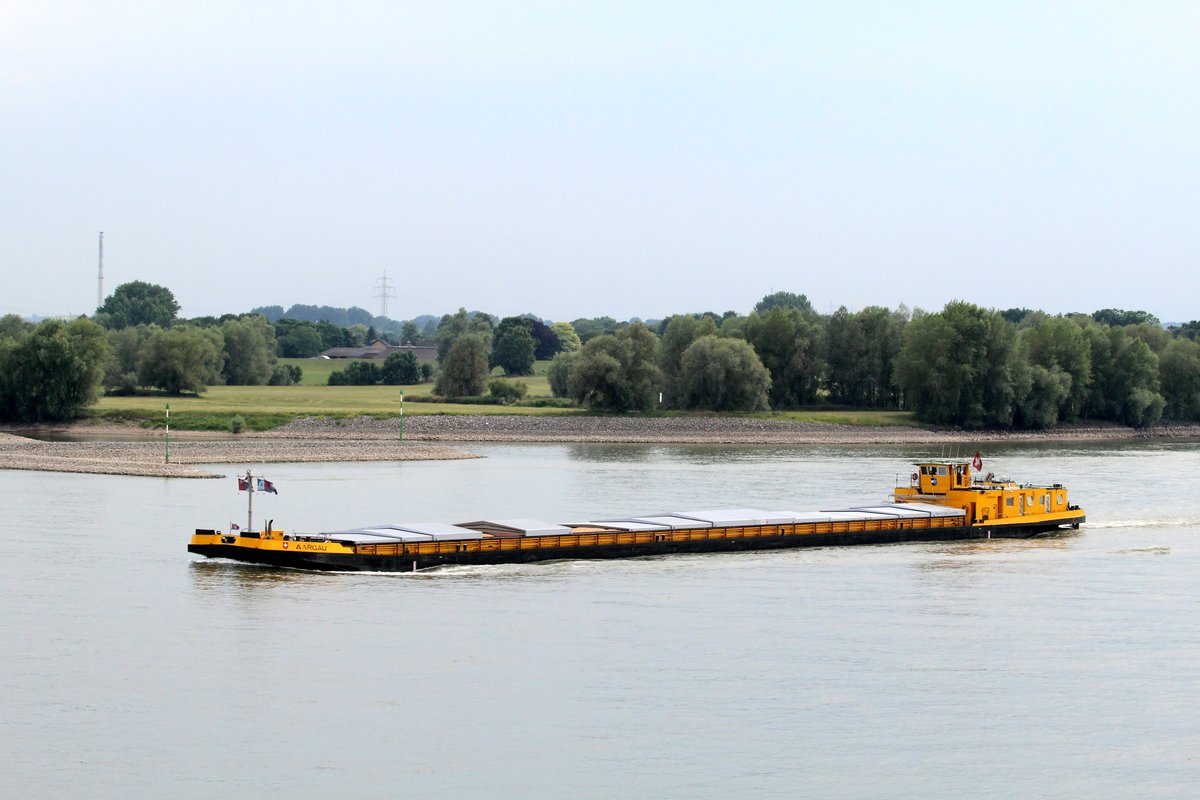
[237,478,248,491]
[972,451,983,471]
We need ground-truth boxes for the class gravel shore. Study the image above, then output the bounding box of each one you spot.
[0,431,478,478]
[3,415,1196,478]
[272,414,1200,445]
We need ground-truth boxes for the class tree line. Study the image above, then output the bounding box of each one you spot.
[2,281,1197,429]
[0,282,302,422]
[436,293,1200,430]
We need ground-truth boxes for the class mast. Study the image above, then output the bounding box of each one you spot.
[246,468,254,533]
[97,232,104,311]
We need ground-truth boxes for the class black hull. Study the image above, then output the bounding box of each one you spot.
[189,518,1083,572]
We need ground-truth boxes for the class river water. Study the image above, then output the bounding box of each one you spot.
[2,441,1198,798]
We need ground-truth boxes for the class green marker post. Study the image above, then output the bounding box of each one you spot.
[165,402,170,464]
[399,389,404,442]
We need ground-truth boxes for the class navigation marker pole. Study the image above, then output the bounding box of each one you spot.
[399,389,404,442]
[165,403,170,464]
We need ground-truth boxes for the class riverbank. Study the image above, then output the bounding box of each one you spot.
[0,431,479,478]
[3,415,1198,478]
[269,414,1200,444]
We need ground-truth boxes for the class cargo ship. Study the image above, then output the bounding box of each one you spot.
[188,459,1085,572]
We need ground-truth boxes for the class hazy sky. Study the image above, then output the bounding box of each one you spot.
[3,2,1197,323]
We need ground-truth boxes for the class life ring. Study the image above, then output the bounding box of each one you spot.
[911,472,918,481]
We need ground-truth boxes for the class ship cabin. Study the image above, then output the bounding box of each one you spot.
[896,461,1077,527]
[913,462,972,494]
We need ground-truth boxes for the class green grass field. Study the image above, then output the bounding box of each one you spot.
[279,358,552,395]
[91,358,917,431]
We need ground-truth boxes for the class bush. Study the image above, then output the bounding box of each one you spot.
[229,414,245,434]
[328,361,381,386]
[269,364,303,386]
[381,351,421,384]
[488,379,528,404]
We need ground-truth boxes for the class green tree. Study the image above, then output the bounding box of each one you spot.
[754,291,812,315]
[436,308,494,361]
[137,327,224,394]
[520,316,561,360]
[678,335,770,411]
[1170,320,1200,341]
[1092,308,1160,327]
[435,333,490,396]
[221,315,277,385]
[104,324,156,394]
[824,306,906,408]
[1000,307,1035,325]
[550,321,581,353]
[315,320,351,350]
[1015,365,1072,429]
[740,308,824,408]
[1159,338,1200,420]
[97,281,180,329]
[274,319,325,358]
[381,351,422,385]
[400,321,421,345]
[1123,322,1170,355]
[893,302,1030,428]
[658,314,718,407]
[492,317,537,376]
[346,323,370,347]
[0,314,32,340]
[1020,316,1092,421]
[547,350,579,398]
[1082,324,1164,427]
[0,318,110,422]
[570,316,619,344]
[568,322,661,412]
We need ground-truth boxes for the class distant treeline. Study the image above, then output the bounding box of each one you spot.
[1,283,1198,429]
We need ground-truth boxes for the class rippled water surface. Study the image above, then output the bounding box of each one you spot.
[2,441,1199,798]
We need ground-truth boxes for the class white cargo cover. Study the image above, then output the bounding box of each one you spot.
[457,518,573,537]
[319,522,484,542]
[818,510,896,521]
[374,522,485,540]
[851,505,934,519]
[768,511,838,524]
[595,514,714,530]
[573,520,670,532]
[886,502,965,519]
[315,528,430,543]
[667,508,796,527]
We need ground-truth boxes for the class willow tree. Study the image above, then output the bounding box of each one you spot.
[893,302,1030,429]
[0,318,110,422]
[568,322,661,412]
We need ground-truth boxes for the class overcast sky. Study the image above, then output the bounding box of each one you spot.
[3,2,1197,323]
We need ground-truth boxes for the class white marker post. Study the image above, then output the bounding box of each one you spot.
[399,389,404,442]
[165,403,170,464]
